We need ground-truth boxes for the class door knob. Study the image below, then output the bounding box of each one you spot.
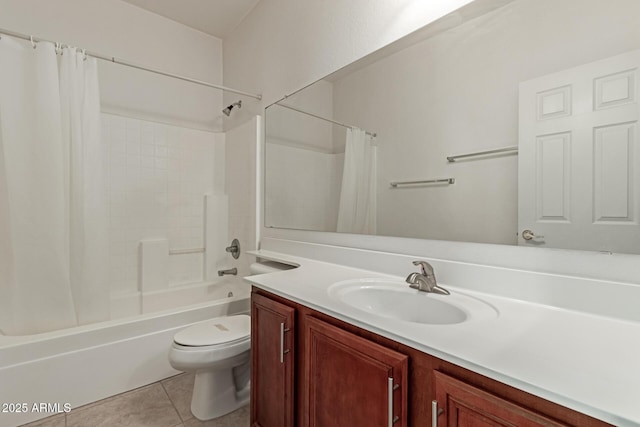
[522,229,544,241]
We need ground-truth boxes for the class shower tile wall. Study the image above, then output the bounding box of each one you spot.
[101,114,225,302]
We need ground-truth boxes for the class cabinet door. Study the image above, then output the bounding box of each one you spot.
[304,316,408,427]
[251,293,295,427]
[434,371,569,427]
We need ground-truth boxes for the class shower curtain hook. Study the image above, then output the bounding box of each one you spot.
[30,35,36,49]
[82,48,87,61]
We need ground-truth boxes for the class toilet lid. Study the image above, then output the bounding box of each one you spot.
[174,314,250,346]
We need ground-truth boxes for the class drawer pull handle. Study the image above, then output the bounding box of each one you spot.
[432,400,438,427]
[279,322,286,363]
[388,378,401,425]
[388,377,394,426]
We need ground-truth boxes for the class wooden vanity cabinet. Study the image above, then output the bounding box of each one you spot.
[434,371,568,426]
[251,288,612,427]
[250,293,295,427]
[304,316,408,427]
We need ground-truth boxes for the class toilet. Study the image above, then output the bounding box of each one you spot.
[168,314,251,420]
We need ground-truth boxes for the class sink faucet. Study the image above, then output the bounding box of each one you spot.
[218,268,237,277]
[406,261,450,295]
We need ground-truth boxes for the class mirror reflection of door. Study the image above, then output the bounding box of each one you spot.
[518,50,640,253]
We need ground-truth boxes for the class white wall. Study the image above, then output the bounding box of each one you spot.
[266,143,342,231]
[0,0,224,130]
[267,80,335,152]
[222,0,476,126]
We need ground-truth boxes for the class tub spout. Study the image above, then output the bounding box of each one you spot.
[218,268,237,276]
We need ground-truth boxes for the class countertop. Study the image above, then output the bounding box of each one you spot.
[245,250,640,427]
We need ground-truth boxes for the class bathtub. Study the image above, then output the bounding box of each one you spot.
[0,277,250,427]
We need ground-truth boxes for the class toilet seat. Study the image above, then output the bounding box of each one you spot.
[168,314,252,421]
[174,314,250,347]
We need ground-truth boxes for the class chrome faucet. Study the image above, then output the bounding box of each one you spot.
[218,268,237,277]
[406,261,450,295]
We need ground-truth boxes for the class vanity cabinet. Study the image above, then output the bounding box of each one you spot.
[251,288,612,427]
[304,316,408,427]
[434,371,568,426]
[250,293,295,427]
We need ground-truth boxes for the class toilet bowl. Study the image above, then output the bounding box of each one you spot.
[168,314,251,420]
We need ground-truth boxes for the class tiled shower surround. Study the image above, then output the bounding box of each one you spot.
[101,114,225,299]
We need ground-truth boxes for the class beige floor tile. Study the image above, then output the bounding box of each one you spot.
[66,383,182,427]
[183,405,249,427]
[161,372,195,421]
[19,413,65,427]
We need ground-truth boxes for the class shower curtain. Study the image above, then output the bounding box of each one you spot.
[0,38,108,335]
[336,128,377,234]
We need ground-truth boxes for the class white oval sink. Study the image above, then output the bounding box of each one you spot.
[328,279,497,325]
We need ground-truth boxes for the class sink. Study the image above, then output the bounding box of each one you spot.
[328,279,497,325]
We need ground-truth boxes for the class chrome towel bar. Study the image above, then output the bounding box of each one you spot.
[390,178,455,187]
[446,145,518,162]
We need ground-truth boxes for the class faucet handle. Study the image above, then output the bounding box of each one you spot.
[412,260,434,277]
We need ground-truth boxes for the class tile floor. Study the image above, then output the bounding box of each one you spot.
[20,373,249,427]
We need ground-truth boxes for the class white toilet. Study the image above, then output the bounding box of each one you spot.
[168,314,251,420]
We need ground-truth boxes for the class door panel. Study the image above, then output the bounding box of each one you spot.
[304,316,408,427]
[519,49,640,253]
[251,293,295,427]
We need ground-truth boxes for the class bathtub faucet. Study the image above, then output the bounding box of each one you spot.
[218,268,237,276]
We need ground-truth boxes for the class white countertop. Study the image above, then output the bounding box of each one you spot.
[246,250,640,427]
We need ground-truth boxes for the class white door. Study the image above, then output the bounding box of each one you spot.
[519,50,640,253]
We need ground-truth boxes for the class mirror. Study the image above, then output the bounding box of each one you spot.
[265,0,640,255]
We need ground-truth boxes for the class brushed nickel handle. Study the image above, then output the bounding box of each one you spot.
[279,322,290,363]
[387,378,400,425]
[388,377,394,427]
[280,322,285,363]
[432,400,438,427]
[432,400,444,426]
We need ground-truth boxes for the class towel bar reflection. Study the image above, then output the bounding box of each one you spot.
[446,146,518,162]
[390,178,455,187]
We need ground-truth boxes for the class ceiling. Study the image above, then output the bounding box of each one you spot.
[121,0,260,39]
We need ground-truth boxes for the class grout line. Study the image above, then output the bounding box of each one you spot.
[160,376,187,423]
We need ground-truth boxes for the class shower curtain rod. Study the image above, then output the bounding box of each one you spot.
[277,103,377,137]
[0,27,262,100]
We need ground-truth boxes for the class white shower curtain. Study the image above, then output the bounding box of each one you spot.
[336,128,377,234]
[0,38,108,335]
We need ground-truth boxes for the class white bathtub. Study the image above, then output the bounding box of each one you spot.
[0,277,250,427]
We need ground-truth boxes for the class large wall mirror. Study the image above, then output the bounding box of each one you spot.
[265,0,640,255]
